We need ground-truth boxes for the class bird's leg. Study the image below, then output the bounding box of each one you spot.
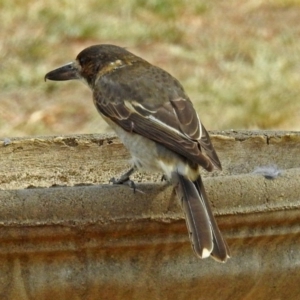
[110,167,136,183]
[109,167,137,192]
[161,174,168,182]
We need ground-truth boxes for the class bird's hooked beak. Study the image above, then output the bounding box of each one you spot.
[44,62,80,82]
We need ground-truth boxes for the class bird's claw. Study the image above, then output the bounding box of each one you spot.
[109,177,136,193]
[161,174,168,182]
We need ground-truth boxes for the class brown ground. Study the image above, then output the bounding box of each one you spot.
[1,0,300,138]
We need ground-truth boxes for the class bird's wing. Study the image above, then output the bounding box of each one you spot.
[94,67,221,171]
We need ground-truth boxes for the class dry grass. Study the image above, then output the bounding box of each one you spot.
[1,0,300,137]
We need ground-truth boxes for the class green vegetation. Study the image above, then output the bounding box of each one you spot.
[1,0,299,137]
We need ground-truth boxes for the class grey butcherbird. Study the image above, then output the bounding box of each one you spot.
[45,44,230,262]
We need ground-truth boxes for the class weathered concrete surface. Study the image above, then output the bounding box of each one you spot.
[0,131,300,299]
[1,130,299,189]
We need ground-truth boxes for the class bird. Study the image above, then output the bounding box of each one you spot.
[45,44,230,262]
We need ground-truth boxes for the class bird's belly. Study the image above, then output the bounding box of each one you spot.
[111,123,199,180]
[115,127,165,172]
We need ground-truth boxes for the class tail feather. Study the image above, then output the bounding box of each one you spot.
[194,176,230,262]
[173,173,230,262]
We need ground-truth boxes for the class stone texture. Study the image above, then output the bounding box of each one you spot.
[0,131,299,299]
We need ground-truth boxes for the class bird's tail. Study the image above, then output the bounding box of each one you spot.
[173,173,230,262]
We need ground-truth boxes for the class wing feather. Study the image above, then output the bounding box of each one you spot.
[94,64,221,171]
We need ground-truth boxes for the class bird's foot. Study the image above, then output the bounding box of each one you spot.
[161,174,168,182]
[109,167,137,193]
[109,176,136,193]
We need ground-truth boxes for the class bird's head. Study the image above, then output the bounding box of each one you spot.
[45,44,141,87]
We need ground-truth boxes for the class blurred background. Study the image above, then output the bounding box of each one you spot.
[1,0,300,138]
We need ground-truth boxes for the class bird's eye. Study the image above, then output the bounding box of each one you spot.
[78,56,86,66]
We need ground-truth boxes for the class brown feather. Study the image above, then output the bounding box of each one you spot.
[93,64,219,171]
[194,177,230,262]
[173,173,213,258]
